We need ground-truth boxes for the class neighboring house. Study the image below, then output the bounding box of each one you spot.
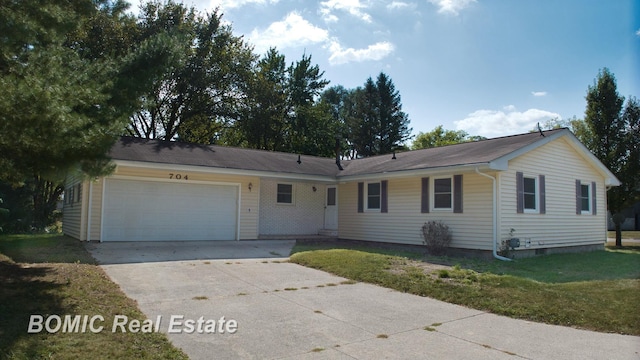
[63,128,620,257]
[608,202,640,231]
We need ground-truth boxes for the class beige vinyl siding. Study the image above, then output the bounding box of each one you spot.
[338,173,494,249]
[499,137,607,249]
[87,178,104,241]
[259,179,326,235]
[62,173,85,240]
[99,165,259,240]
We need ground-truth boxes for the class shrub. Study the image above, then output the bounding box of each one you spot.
[421,221,452,255]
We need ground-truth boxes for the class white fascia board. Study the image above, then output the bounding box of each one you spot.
[335,163,494,182]
[561,133,621,186]
[112,160,338,183]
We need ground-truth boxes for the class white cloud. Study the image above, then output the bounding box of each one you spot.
[320,0,372,23]
[327,41,395,65]
[636,28,640,36]
[531,91,547,97]
[387,1,415,10]
[249,12,329,54]
[210,0,279,10]
[454,106,561,137]
[427,0,476,15]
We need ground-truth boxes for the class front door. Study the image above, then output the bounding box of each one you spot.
[324,186,338,230]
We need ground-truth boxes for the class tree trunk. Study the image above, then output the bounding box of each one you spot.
[32,176,64,230]
[611,213,625,248]
[615,223,622,247]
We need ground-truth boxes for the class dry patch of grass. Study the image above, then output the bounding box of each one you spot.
[0,234,187,359]
[291,248,640,335]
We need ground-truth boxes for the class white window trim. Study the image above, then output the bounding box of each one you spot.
[432,176,453,212]
[276,183,295,205]
[523,175,539,214]
[365,181,381,212]
[580,182,592,215]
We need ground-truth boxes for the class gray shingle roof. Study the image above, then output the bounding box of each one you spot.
[338,128,567,176]
[110,137,340,177]
[110,129,568,178]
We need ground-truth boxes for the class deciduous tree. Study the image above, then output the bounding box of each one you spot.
[584,68,638,246]
[128,2,255,143]
[412,125,480,149]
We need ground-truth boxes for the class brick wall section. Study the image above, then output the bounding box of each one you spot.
[259,179,326,235]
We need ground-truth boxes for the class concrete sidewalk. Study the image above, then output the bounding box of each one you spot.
[89,244,639,359]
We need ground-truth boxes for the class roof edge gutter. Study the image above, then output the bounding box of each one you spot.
[475,167,512,261]
[338,163,492,182]
[112,160,338,183]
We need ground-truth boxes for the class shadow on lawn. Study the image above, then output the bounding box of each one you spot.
[0,259,66,358]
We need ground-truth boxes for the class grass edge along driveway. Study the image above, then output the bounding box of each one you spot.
[0,234,188,360]
[289,245,640,336]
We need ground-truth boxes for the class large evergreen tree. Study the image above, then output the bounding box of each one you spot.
[239,48,289,151]
[236,49,336,155]
[0,0,179,229]
[584,68,639,246]
[345,72,411,157]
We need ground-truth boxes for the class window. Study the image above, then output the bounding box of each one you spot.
[516,172,545,214]
[276,184,293,204]
[576,180,595,215]
[358,181,387,213]
[433,177,452,210]
[327,187,336,206]
[580,184,590,213]
[67,187,74,206]
[76,184,82,203]
[523,176,537,211]
[366,182,381,210]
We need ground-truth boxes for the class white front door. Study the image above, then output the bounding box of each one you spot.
[324,186,338,230]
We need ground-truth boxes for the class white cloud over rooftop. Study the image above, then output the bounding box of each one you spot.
[454,106,561,137]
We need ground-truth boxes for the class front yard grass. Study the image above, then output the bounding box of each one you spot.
[0,234,187,360]
[290,244,640,336]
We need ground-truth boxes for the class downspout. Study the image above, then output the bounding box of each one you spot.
[475,167,512,261]
[87,180,93,241]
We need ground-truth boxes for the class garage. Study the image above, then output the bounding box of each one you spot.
[102,178,238,241]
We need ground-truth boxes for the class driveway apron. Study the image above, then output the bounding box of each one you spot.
[89,242,640,360]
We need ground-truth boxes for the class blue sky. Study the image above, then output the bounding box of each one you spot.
[128,0,639,139]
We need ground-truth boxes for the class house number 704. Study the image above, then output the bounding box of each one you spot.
[169,173,189,180]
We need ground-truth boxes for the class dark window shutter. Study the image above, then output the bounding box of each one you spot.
[381,180,388,213]
[357,182,364,213]
[516,172,524,213]
[421,177,430,213]
[575,180,581,215]
[539,175,546,214]
[453,174,463,213]
[591,181,597,215]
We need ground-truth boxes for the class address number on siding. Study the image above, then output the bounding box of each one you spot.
[169,173,189,180]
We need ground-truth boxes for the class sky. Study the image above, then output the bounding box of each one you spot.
[126,0,639,139]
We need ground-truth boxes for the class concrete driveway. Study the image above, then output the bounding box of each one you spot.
[88,241,639,360]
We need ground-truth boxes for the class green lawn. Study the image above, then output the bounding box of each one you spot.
[290,243,640,336]
[0,234,187,360]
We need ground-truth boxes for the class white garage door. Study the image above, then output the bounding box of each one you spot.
[102,179,238,241]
